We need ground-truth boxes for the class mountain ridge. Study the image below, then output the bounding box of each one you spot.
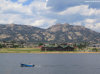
[0,23,100,43]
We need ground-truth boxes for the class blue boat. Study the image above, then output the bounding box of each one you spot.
[21,64,35,67]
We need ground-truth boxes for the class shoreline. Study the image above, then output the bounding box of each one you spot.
[0,48,100,54]
[0,51,100,54]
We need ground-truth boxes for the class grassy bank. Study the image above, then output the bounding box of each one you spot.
[0,48,100,53]
[0,48,41,53]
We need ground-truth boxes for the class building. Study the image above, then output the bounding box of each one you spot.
[41,45,74,51]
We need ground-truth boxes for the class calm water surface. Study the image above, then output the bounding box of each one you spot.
[0,53,100,74]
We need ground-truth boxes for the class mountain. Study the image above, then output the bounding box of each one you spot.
[47,23,100,43]
[0,23,100,43]
[0,24,45,42]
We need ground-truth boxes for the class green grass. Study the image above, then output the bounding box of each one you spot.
[0,48,41,53]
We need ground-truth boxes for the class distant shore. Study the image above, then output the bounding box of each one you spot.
[0,48,100,54]
[0,49,100,54]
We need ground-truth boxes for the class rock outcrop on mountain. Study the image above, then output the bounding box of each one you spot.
[0,23,100,43]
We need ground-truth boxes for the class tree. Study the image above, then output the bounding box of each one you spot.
[0,44,3,48]
[76,42,88,49]
[13,45,19,48]
[92,48,98,52]
[38,43,43,46]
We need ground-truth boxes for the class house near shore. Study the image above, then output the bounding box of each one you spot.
[41,45,74,51]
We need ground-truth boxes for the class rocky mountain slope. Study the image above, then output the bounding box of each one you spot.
[0,23,100,43]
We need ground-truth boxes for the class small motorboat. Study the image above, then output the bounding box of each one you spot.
[21,64,35,67]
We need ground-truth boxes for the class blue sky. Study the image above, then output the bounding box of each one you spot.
[0,0,100,32]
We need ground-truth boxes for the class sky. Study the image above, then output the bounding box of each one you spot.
[0,0,100,32]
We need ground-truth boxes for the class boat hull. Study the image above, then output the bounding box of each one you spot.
[21,64,35,67]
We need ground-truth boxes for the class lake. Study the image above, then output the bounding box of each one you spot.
[0,53,100,74]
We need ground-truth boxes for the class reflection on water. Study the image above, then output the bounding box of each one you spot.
[0,53,100,74]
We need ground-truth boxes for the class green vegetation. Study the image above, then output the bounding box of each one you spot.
[38,43,43,46]
[0,42,100,53]
[0,44,3,48]
[0,48,41,53]
[91,48,99,52]
[74,42,89,49]
[0,48,100,53]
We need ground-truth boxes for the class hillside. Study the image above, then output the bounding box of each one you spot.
[0,23,100,43]
[47,23,100,43]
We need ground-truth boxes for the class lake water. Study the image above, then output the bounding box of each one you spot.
[0,53,100,74]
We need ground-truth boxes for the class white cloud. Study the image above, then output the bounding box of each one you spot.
[29,0,51,10]
[0,0,100,33]
[81,7,100,16]
[72,18,100,32]
[29,1,46,10]
[58,5,88,15]
[0,14,32,24]
[0,14,57,28]
[57,5,100,32]
[85,23,100,32]
[72,22,82,26]
[84,19,96,24]
[84,19,100,32]
[0,0,32,15]
[0,0,50,16]
[18,0,27,3]
[0,0,55,28]
[30,18,57,28]
[58,5,100,16]
[94,23,100,32]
